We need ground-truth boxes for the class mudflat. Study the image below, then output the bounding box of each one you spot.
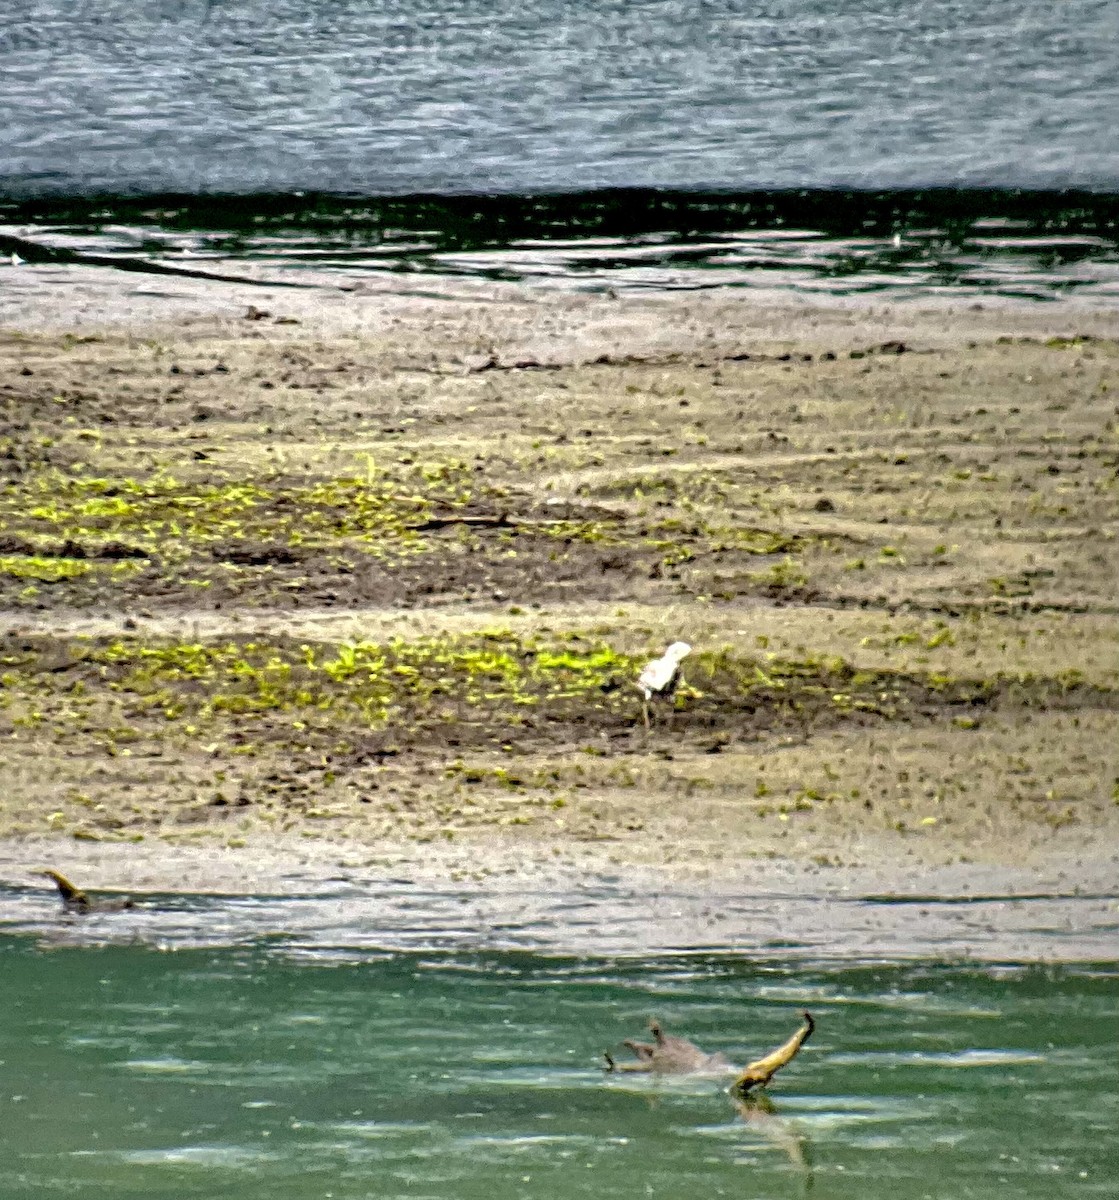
[1,276,1117,896]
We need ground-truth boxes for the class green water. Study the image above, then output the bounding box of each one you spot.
[1,929,1115,1199]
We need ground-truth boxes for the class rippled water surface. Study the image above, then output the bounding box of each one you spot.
[2,2,1117,301]
[1,880,1117,1199]
[2,0,1117,195]
[3,189,1119,302]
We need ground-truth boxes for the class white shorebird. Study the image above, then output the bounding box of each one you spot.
[636,641,692,728]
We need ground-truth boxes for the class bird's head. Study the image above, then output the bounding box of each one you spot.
[664,641,692,662]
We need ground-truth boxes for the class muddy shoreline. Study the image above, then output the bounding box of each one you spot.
[1,267,1117,921]
[5,833,1119,962]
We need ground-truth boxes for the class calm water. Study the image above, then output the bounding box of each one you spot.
[1,880,1118,1199]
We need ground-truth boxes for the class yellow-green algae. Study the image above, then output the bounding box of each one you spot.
[0,629,1065,762]
[0,554,92,582]
[0,462,617,567]
[6,472,427,553]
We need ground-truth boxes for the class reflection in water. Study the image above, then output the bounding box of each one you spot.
[735,1092,813,1179]
[0,922,1115,1200]
[2,188,1118,303]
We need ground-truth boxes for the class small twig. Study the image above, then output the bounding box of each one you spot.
[406,513,516,532]
[405,513,616,533]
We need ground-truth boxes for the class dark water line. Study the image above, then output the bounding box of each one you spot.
[5,186,1118,247]
[856,892,1119,906]
[4,186,1118,301]
[0,236,322,290]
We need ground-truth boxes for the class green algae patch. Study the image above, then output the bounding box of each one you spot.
[0,554,93,582]
[4,629,1107,773]
[706,526,814,555]
[83,632,643,732]
[2,470,447,556]
[0,553,146,585]
[0,458,629,610]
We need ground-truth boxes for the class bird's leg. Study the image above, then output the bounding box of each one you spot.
[642,697,651,729]
[664,667,685,732]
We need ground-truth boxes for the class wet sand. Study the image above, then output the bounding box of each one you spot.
[1,264,1117,916]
